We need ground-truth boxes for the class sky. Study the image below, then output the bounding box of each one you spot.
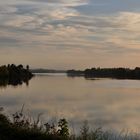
[0,0,140,69]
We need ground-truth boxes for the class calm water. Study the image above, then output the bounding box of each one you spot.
[1,73,140,132]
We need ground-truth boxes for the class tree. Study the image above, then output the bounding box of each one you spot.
[26,65,29,70]
[17,64,23,69]
[57,118,69,139]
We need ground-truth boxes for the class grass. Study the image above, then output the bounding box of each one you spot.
[0,107,140,140]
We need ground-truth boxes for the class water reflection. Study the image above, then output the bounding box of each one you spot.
[1,73,140,133]
[0,77,31,88]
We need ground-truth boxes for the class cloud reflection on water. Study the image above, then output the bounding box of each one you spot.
[1,75,140,132]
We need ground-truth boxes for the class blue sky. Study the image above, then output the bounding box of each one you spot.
[0,0,140,69]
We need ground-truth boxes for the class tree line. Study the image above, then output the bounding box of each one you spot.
[67,67,140,79]
[0,64,33,86]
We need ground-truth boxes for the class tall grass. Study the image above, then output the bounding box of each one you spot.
[0,107,140,140]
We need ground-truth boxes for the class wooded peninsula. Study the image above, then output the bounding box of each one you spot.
[0,64,33,86]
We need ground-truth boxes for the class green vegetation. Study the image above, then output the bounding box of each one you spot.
[67,67,140,79]
[0,64,33,86]
[0,107,69,140]
[0,107,140,140]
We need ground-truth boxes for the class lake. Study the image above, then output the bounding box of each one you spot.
[1,73,140,132]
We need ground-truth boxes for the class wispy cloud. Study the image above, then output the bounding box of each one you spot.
[0,0,140,68]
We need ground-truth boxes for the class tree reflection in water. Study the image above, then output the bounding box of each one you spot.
[0,77,31,88]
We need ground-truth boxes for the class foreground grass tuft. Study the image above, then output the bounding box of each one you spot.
[0,108,140,140]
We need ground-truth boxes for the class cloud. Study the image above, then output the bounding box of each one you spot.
[0,37,20,46]
[28,0,88,6]
[0,0,140,68]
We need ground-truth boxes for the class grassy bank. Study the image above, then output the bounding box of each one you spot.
[0,107,140,140]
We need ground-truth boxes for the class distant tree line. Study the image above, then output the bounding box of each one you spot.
[67,67,140,79]
[31,69,66,73]
[0,64,33,86]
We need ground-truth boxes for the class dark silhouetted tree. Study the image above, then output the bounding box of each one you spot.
[57,118,69,139]
[26,65,29,70]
